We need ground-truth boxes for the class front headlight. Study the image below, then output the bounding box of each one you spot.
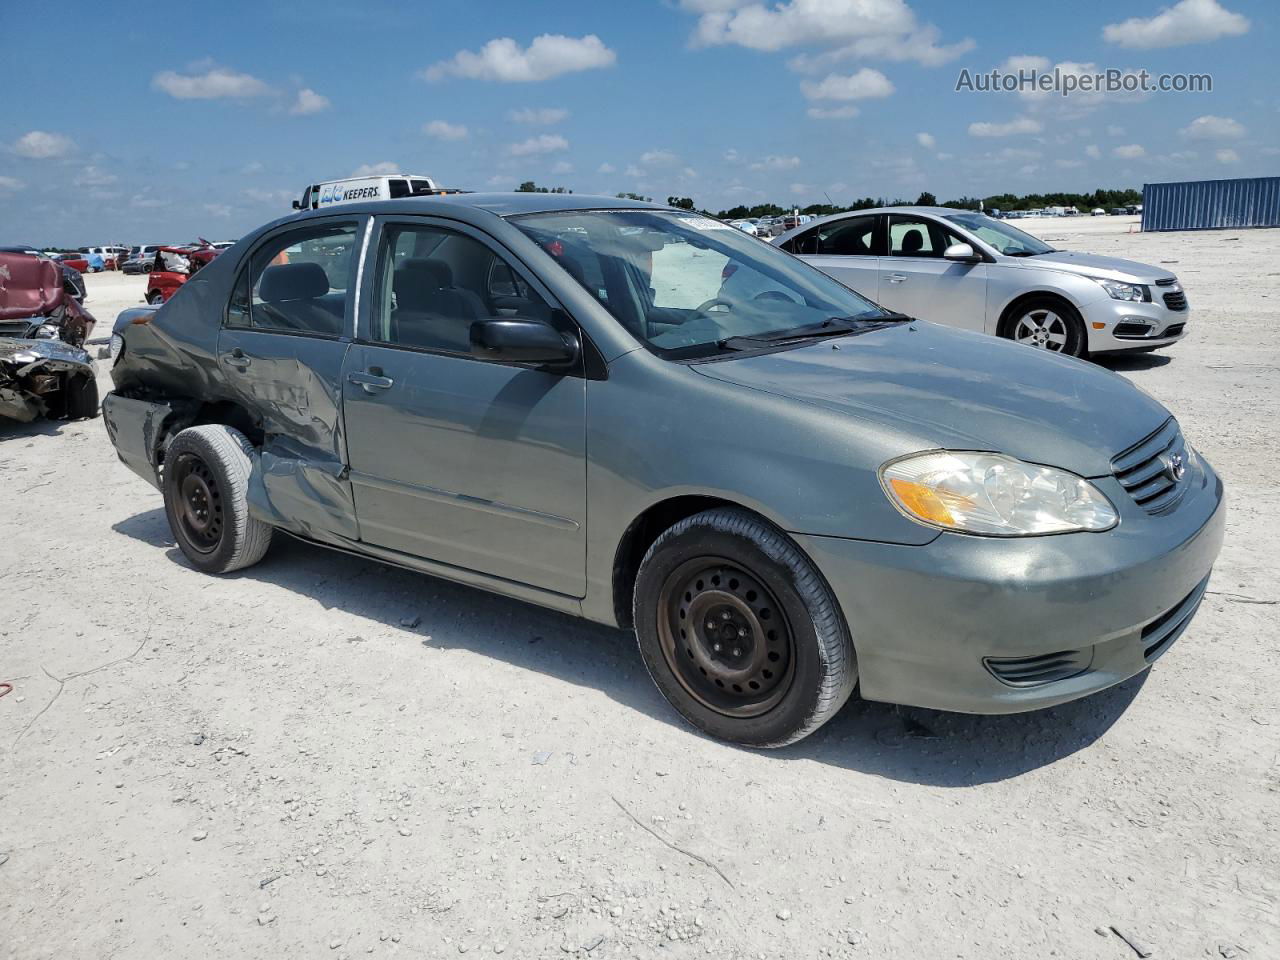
[32,322,61,339]
[1095,278,1148,302]
[881,451,1118,536]
[109,333,124,361]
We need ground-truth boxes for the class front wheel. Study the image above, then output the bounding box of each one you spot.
[162,425,273,574]
[146,291,163,305]
[633,508,857,747]
[1005,297,1086,357]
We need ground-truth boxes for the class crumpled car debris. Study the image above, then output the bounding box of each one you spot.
[0,252,98,422]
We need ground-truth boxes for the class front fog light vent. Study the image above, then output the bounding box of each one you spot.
[985,649,1091,686]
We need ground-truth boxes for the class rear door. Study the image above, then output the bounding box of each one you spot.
[782,214,882,301]
[341,216,587,596]
[216,217,364,539]
[877,214,988,331]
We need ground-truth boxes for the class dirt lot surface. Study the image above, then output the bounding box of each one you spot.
[3,220,1278,959]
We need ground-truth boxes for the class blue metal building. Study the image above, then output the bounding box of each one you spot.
[1143,176,1280,232]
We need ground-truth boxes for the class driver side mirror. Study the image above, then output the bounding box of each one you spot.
[470,317,578,367]
[943,242,980,263]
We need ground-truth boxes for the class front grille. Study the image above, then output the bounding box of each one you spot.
[1154,278,1178,286]
[985,649,1092,686]
[1142,577,1209,662]
[1164,323,1185,337]
[1163,291,1187,311]
[1112,418,1188,513]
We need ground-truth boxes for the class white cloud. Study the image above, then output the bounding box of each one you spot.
[0,175,23,190]
[801,68,894,101]
[1055,158,1084,168]
[12,130,74,159]
[789,183,811,195]
[509,107,570,125]
[424,34,616,83]
[351,162,400,177]
[243,188,295,205]
[1113,143,1146,158]
[807,105,860,119]
[507,134,569,156]
[241,161,264,174]
[968,115,1042,137]
[1215,147,1240,164]
[916,131,936,149]
[423,120,470,141]
[639,149,679,167]
[749,155,802,171]
[203,203,233,218]
[1103,0,1249,49]
[597,162,616,174]
[1181,114,1245,139]
[551,160,574,175]
[684,0,972,67]
[1107,124,1126,136]
[1085,144,1101,158]
[152,67,269,99]
[290,88,331,115]
[73,165,117,187]
[130,191,167,209]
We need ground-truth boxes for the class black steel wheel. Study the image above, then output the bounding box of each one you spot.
[634,508,857,748]
[162,425,273,574]
[171,452,225,554]
[657,558,795,718]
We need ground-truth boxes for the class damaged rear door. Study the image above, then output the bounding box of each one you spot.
[216,217,365,541]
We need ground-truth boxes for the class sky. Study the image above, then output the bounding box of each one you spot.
[1,0,1276,245]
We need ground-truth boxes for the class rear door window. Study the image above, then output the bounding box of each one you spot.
[227,222,359,336]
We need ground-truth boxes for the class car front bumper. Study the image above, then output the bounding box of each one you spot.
[796,458,1225,714]
[1083,295,1190,353]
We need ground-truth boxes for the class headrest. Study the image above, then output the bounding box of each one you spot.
[396,258,452,289]
[258,261,329,302]
[901,229,924,254]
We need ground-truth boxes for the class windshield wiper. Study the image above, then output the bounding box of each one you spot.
[717,314,908,351]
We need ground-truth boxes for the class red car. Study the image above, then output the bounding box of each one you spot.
[56,253,90,272]
[145,246,219,304]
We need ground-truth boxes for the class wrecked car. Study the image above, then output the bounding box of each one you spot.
[1,251,98,422]
[145,245,218,305]
[103,194,1224,747]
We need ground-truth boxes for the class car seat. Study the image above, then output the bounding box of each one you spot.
[256,262,343,335]
[391,258,488,351]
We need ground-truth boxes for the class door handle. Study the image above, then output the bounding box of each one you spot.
[223,349,251,370]
[348,370,394,393]
[887,273,908,283]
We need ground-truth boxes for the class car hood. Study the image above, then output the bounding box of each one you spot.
[1014,250,1174,284]
[691,322,1170,478]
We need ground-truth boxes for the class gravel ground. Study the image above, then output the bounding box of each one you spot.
[2,219,1278,959]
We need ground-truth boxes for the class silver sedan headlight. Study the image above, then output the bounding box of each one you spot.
[1095,278,1148,302]
[881,452,1118,536]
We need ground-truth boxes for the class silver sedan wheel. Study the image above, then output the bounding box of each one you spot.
[1013,308,1069,351]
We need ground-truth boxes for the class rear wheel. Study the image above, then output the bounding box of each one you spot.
[1004,296,1086,357]
[163,425,272,574]
[633,508,857,748]
[146,291,163,305]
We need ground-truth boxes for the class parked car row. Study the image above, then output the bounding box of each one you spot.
[101,192,1222,750]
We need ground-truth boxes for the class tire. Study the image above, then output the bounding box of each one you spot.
[633,508,857,748]
[146,291,163,305]
[162,425,273,574]
[1002,296,1087,358]
[63,374,99,420]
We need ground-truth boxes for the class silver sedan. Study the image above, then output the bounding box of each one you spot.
[774,206,1189,357]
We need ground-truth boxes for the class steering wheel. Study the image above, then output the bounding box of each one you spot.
[694,298,734,315]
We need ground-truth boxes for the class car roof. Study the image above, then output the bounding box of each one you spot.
[298,191,665,222]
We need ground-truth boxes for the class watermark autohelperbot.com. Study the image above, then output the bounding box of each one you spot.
[956,66,1212,97]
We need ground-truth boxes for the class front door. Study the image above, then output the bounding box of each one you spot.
[341,218,587,597]
[877,214,988,331]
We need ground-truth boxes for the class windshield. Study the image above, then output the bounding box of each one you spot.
[510,210,887,358]
[942,212,1054,257]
